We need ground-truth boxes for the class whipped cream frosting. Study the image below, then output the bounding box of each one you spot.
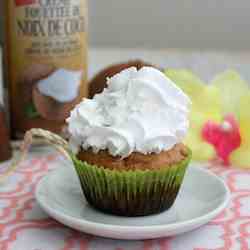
[67,67,191,158]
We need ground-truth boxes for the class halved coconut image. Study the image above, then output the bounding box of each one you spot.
[20,64,56,107]
[32,69,83,121]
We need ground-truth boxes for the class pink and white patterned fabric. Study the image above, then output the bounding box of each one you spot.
[1,150,250,250]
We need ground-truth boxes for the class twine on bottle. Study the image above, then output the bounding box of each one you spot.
[0,129,71,184]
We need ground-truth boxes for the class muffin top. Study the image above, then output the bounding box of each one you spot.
[67,67,191,158]
[77,143,189,171]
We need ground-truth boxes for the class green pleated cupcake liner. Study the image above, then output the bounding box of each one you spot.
[71,150,191,217]
[21,128,191,216]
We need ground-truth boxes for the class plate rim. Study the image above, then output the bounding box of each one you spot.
[35,165,231,233]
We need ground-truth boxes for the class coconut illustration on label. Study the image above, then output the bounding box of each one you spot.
[19,64,56,119]
[32,69,83,121]
[4,0,88,138]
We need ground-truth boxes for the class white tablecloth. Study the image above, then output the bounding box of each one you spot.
[1,148,250,250]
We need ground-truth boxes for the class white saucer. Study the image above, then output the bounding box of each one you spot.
[36,164,230,240]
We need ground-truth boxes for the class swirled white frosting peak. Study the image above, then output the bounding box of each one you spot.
[67,67,191,158]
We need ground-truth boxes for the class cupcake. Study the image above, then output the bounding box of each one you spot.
[25,66,191,217]
[66,66,192,216]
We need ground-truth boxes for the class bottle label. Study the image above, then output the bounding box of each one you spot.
[6,0,88,137]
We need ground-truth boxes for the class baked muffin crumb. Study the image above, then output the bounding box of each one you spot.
[77,143,189,171]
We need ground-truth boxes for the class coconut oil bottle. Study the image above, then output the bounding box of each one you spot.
[4,0,88,138]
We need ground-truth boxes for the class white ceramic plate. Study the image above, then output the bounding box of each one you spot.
[36,164,230,240]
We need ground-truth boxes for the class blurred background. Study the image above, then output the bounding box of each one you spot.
[1,0,250,82]
[1,0,250,50]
